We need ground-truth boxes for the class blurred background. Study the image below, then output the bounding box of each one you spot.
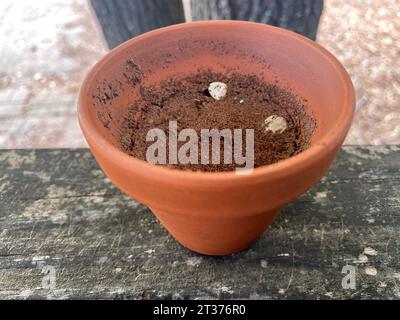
[0,0,399,148]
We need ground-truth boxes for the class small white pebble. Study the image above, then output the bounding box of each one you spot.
[315,191,328,200]
[277,253,290,257]
[239,99,245,104]
[365,266,377,276]
[357,254,368,263]
[115,268,122,273]
[264,115,287,133]
[172,261,180,267]
[260,260,268,269]
[364,247,378,256]
[220,286,234,294]
[186,256,203,267]
[208,82,227,100]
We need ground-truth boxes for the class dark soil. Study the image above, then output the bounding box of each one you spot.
[119,69,315,172]
[124,59,144,86]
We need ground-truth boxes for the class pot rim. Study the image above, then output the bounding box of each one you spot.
[78,20,355,183]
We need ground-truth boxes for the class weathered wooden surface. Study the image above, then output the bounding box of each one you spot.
[191,0,324,40]
[0,146,399,300]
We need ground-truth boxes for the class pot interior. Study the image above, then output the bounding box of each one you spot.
[82,22,351,153]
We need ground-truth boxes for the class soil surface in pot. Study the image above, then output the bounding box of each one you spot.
[118,68,315,172]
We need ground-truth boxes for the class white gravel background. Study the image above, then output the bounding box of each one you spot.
[317,0,400,144]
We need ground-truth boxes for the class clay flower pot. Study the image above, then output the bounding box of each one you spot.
[78,21,355,255]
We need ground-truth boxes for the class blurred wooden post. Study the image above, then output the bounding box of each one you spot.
[90,0,185,49]
[91,0,323,49]
[191,0,324,40]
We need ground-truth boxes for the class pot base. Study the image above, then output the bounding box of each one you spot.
[151,206,283,256]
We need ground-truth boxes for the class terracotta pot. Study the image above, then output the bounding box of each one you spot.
[78,21,355,255]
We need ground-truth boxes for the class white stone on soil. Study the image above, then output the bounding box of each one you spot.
[264,115,288,133]
[208,82,227,100]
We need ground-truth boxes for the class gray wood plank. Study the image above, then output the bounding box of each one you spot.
[0,146,399,299]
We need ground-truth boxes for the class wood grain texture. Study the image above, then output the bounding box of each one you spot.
[191,0,324,40]
[0,147,399,299]
[90,0,185,49]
